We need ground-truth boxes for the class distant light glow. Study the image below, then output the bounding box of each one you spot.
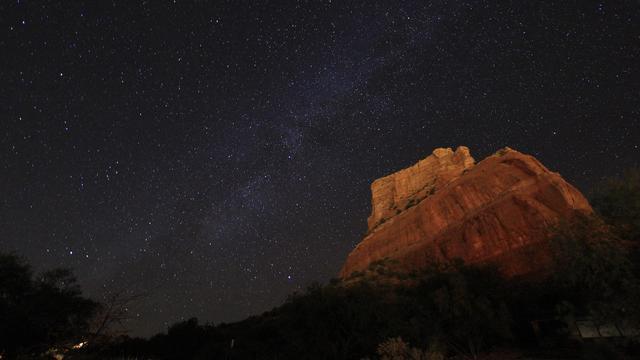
[72,341,87,349]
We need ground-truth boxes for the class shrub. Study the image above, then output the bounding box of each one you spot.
[377,337,443,360]
[550,215,640,327]
[591,168,640,241]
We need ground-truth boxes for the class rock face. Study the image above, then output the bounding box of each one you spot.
[340,146,593,279]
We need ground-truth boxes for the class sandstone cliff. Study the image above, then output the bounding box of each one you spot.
[340,146,593,278]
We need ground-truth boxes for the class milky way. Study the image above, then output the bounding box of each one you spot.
[1,1,639,335]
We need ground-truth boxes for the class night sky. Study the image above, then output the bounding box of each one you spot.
[1,1,639,336]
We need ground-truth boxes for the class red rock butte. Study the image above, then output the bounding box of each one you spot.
[340,146,593,279]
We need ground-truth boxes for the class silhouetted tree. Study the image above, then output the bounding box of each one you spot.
[591,168,640,242]
[0,252,99,358]
[591,169,640,286]
[89,287,149,341]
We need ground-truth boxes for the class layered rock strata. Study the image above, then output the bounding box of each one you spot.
[340,146,592,278]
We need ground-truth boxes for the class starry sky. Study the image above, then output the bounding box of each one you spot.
[1,1,639,336]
